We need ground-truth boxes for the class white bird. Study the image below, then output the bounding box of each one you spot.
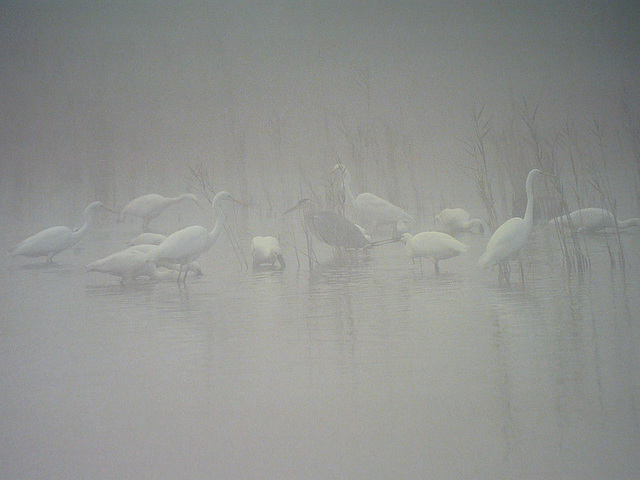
[87,247,159,283]
[478,169,549,278]
[251,236,286,269]
[146,191,242,283]
[10,201,104,263]
[127,232,167,246]
[128,244,202,276]
[331,164,414,236]
[435,208,488,235]
[400,231,468,274]
[121,193,198,232]
[549,208,640,234]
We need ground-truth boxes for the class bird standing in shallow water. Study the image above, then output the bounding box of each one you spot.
[400,232,468,274]
[251,236,286,269]
[435,208,488,235]
[478,169,550,282]
[549,208,640,234]
[330,164,414,236]
[146,191,242,284]
[284,198,370,250]
[10,201,104,263]
[121,193,198,232]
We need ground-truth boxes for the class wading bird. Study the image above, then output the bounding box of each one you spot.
[121,193,198,232]
[435,208,488,235]
[146,191,242,283]
[330,164,414,236]
[127,232,167,246]
[549,207,640,234]
[10,201,104,263]
[284,198,370,250]
[478,169,550,281]
[400,232,468,274]
[251,236,286,269]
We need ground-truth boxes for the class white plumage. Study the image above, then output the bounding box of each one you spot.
[10,201,104,263]
[549,208,640,234]
[146,191,240,283]
[251,236,286,269]
[121,193,198,231]
[400,231,468,273]
[435,208,488,235]
[478,169,547,272]
[331,164,413,236]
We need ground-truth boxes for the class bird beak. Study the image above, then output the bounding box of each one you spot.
[283,199,306,215]
[230,196,247,207]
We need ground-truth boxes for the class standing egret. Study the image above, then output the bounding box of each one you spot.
[400,232,468,274]
[121,193,198,231]
[10,201,104,263]
[549,208,640,234]
[478,169,550,280]
[435,208,488,235]
[331,164,414,236]
[146,191,242,283]
[251,236,286,269]
[127,232,167,246]
[284,198,370,250]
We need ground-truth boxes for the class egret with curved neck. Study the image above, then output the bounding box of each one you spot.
[146,191,242,283]
[478,169,550,280]
[10,201,104,263]
[331,164,414,236]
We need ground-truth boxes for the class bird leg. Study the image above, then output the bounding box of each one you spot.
[176,264,184,284]
[434,260,440,275]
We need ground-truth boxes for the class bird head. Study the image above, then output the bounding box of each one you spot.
[399,233,413,244]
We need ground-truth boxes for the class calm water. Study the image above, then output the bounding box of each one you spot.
[1,223,639,479]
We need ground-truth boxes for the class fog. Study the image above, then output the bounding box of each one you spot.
[2,2,640,479]
[1,1,639,222]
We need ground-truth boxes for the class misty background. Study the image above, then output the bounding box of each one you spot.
[1,0,639,227]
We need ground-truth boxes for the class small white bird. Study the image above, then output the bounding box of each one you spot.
[400,231,468,274]
[10,201,104,263]
[128,244,202,276]
[251,236,285,269]
[435,208,488,235]
[146,191,242,283]
[127,232,167,246]
[478,169,549,278]
[549,208,640,234]
[121,193,198,232]
[331,164,414,236]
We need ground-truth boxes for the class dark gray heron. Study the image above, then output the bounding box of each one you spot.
[284,198,370,250]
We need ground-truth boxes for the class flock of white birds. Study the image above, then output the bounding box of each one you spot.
[8,166,640,284]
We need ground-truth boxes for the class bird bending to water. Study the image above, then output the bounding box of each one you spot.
[146,191,242,283]
[400,232,468,274]
[549,208,640,234]
[251,236,286,269]
[127,232,167,246]
[331,164,414,236]
[284,198,370,250]
[121,193,198,232]
[10,201,104,263]
[478,169,550,280]
[435,208,488,235]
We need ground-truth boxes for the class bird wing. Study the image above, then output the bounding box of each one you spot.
[150,226,208,263]
[12,226,73,256]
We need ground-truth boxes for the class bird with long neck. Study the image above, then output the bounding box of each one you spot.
[121,193,198,232]
[10,201,104,263]
[146,191,242,283]
[331,164,414,236]
[478,169,550,280]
